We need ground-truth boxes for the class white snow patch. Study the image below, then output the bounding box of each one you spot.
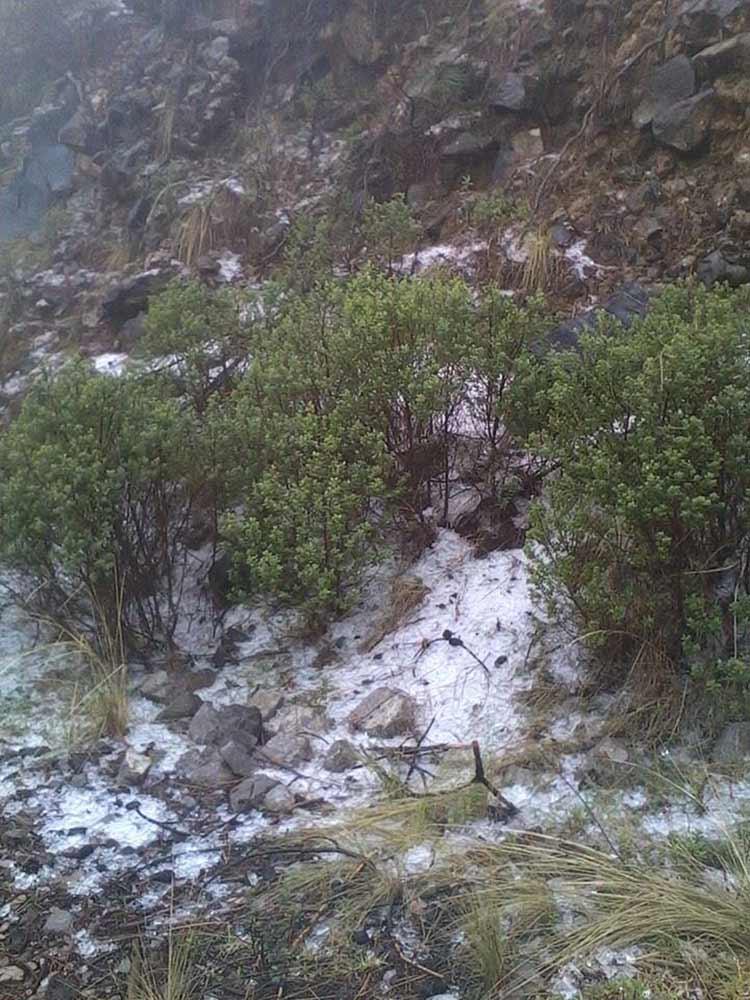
[565,239,600,280]
[92,352,128,375]
[37,782,172,852]
[217,250,242,282]
[76,928,115,957]
[396,241,487,275]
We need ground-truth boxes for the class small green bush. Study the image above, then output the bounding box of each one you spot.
[221,406,387,625]
[0,364,198,643]
[142,280,252,412]
[525,282,750,678]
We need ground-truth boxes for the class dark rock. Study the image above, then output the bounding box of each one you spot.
[712,722,750,763]
[258,732,312,767]
[100,269,171,326]
[58,108,97,155]
[127,194,153,232]
[487,72,531,112]
[323,739,360,773]
[188,702,263,749]
[694,33,750,79]
[697,249,750,287]
[219,738,257,777]
[0,144,75,242]
[229,773,278,812]
[348,687,417,738]
[548,283,650,350]
[652,89,716,153]
[442,131,497,158]
[177,746,234,787]
[62,843,95,861]
[632,56,696,129]
[263,784,296,814]
[156,691,202,722]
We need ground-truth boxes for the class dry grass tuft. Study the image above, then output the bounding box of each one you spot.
[522,226,558,295]
[358,574,429,653]
[128,930,202,1000]
[177,200,217,268]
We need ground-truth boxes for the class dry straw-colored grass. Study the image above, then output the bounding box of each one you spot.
[358,574,429,653]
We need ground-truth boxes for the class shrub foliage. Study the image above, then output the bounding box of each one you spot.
[526,283,750,679]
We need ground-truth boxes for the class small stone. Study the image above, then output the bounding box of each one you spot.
[116,748,152,786]
[0,966,25,982]
[62,843,95,861]
[137,670,171,702]
[156,691,202,721]
[262,784,296,814]
[652,89,716,152]
[219,739,257,777]
[176,747,234,788]
[43,907,74,935]
[258,732,312,767]
[323,739,360,773]
[632,55,696,129]
[229,773,278,812]
[248,689,285,722]
[348,687,417,738]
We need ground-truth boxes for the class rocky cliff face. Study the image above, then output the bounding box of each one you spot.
[0,0,749,400]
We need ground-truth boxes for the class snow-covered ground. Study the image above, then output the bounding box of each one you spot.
[3,530,750,991]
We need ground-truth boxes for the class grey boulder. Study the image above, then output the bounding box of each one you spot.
[323,739,360,773]
[229,773,278,812]
[632,56,696,129]
[652,89,716,153]
[188,702,263,750]
[348,687,417,739]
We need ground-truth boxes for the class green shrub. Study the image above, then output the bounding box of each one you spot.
[0,363,198,643]
[142,280,252,412]
[217,268,547,621]
[221,406,387,625]
[360,195,421,274]
[525,282,750,679]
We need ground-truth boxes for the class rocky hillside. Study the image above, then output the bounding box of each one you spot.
[4,2,750,1000]
[1,0,750,403]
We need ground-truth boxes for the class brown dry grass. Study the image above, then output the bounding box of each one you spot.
[358,574,430,653]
